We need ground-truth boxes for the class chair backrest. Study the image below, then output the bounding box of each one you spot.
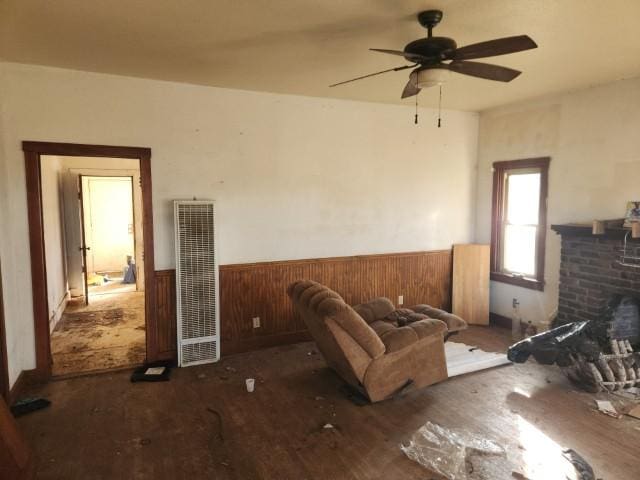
[287,280,385,384]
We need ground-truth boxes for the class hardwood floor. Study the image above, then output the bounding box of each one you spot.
[50,290,145,376]
[16,326,640,479]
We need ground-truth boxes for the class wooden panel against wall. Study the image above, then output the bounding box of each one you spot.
[154,269,177,361]
[452,244,490,325]
[220,250,452,354]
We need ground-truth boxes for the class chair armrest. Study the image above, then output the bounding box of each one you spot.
[378,319,448,353]
[378,326,419,353]
[353,297,395,324]
[408,319,447,339]
[410,304,467,332]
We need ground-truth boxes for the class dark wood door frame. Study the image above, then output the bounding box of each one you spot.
[77,175,90,305]
[0,260,9,401]
[23,141,157,378]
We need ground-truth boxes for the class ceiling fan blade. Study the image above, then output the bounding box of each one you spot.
[401,71,420,99]
[448,61,521,82]
[370,48,430,63]
[329,64,414,87]
[452,35,537,61]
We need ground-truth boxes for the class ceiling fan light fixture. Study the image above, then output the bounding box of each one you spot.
[416,67,450,88]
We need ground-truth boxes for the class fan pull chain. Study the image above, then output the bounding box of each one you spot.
[437,85,443,128]
[414,94,419,125]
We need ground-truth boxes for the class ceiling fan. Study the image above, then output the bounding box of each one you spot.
[330,10,538,99]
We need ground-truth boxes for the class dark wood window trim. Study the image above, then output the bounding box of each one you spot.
[490,157,550,292]
[22,141,158,379]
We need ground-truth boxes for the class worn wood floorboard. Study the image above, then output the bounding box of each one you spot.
[16,326,640,479]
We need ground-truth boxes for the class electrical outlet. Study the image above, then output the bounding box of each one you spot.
[512,298,519,309]
[398,295,404,306]
[252,317,260,328]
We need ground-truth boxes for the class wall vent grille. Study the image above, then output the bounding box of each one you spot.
[174,200,219,367]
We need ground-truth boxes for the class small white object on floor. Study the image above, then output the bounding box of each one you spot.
[445,341,511,377]
[145,367,165,375]
[323,423,334,429]
[245,378,255,392]
[595,400,621,418]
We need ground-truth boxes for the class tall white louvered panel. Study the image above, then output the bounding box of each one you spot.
[174,200,220,367]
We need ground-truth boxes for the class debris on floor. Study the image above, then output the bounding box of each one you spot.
[10,397,51,417]
[627,404,640,420]
[51,289,145,376]
[594,399,621,419]
[401,421,506,480]
[87,273,106,286]
[130,362,172,382]
[614,386,640,400]
[562,448,596,480]
[508,296,640,394]
[245,378,255,392]
[207,407,224,443]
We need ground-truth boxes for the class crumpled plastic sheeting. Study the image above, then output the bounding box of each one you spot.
[400,422,506,480]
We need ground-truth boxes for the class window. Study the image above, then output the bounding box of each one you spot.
[490,157,549,291]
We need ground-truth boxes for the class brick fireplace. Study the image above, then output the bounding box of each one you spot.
[552,224,640,326]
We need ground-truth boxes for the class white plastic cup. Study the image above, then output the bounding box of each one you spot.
[245,378,255,393]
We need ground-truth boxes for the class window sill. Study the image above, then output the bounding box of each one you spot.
[490,271,544,291]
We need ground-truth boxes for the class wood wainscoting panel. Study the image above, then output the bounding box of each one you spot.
[154,250,453,358]
[154,270,177,361]
[220,250,453,355]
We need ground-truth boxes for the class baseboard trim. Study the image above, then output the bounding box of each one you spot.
[489,312,512,329]
[49,291,70,333]
[222,331,312,356]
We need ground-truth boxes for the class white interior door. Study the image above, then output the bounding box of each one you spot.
[82,177,135,274]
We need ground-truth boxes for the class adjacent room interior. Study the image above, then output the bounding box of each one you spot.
[1,1,639,480]
[39,155,146,377]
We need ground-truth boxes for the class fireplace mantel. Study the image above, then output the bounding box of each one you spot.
[551,223,639,241]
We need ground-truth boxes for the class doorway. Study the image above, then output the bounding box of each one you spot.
[42,163,147,376]
[23,142,158,379]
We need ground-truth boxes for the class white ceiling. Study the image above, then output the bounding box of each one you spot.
[2,0,640,111]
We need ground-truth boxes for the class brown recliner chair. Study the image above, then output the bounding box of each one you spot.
[287,280,465,402]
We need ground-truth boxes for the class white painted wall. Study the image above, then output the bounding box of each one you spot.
[475,77,640,328]
[0,62,479,387]
[40,155,68,332]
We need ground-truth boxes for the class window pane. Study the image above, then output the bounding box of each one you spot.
[506,172,540,225]
[504,225,537,276]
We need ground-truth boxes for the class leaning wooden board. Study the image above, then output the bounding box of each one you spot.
[452,244,490,325]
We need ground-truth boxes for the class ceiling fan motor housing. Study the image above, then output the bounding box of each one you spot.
[404,37,457,63]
